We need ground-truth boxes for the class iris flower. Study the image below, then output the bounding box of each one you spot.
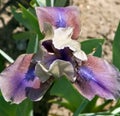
[0,6,120,104]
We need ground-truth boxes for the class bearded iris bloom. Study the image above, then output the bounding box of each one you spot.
[0,6,120,104]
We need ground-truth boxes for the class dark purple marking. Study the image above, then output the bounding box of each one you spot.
[58,48,72,61]
[25,63,36,81]
[42,40,54,53]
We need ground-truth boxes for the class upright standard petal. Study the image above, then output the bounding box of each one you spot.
[74,55,120,100]
[0,54,53,104]
[35,6,81,39]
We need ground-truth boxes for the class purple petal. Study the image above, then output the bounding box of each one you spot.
[0,54,52,104]
[74,55,120,100]
[35,6,81,39]
[26,78,53,101]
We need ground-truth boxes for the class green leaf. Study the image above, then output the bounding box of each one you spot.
[113,22,120,70]
[16,99,33,116]
[50,77,84,111]
[0,94,33,116]
[46,0,67,7]
[74,99,89,116]
[13,32,34,40]
[46,0,51,6]
[0,95,16,116]
[12,5,43,39]
[82,96,98,113]
[12,7,31,31]
[93,43,102,57]
[26,34,39,53]
[81,39,104,54]
[54,0,68,6]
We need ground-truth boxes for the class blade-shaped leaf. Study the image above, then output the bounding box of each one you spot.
[81,39,104,54]
[54,0,68,6]
[12,5,43,39]
[26,34,39,53]
[46,0,67,7]
[46,0,51,6]
[113,22,120,70]
[82,96,98,113]
[93,43,102,57]
[50,77,84,111]
[13,31,34,40]
[0,94,33,116]
[16,99,33,116]
[0,95,17,116]
[74,99,89,116]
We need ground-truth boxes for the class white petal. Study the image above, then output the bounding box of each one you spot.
[52,27,73,49]
[35,60,76,82]
[35,62,51,82]
[52,27,87,61]
[49,59,76,82]
[74,50,88,61]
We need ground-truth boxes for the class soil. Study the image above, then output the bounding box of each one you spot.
[0,0,120,116]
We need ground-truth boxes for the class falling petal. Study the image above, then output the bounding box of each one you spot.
[35,6,81,39]
[74,55,120,100]
[0,54,33,103]
[0,54,52,104]
[26,77,54,101]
